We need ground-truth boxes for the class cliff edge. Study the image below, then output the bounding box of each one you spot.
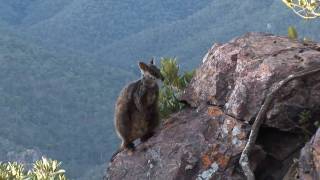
[106,33,320,180]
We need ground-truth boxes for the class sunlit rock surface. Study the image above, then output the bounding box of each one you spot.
[183,32,320,131]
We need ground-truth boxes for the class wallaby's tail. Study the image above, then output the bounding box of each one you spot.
[106,149,123,179]
[110,148,123,162]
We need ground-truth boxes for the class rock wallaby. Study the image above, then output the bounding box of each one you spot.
[113,59,164,156]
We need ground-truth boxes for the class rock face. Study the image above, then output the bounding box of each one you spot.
[107,107,251,180]
[183,32,320,131]
[299,128,320,180]
[283,128,320,180]
[106,33,320,180]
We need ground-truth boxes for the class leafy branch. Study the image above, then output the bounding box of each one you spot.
[283,0,320,19]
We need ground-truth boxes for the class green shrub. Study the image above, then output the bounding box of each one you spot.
[288,26,298,40]
[0,162,26,180]
[28,157,67,180]
[159,58,195,118]
[287,26,315,43]
[298,110,311,125]
[0,157,67,180]
[298,110,320,138]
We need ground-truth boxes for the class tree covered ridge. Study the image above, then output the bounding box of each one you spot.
[0,28,134,178]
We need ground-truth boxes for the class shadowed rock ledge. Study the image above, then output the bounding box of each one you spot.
[106,33,320,180]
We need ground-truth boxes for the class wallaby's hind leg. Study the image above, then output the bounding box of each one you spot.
[115,101,136,154]
[117,129,135,152]
[110,139,135,162]
[141,108,159,143]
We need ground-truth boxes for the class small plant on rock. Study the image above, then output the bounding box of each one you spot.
[159,58,194,118]
[288,26,298,40]
[28,157,67,180]
[0,157,67,180]
[0,162,26,180]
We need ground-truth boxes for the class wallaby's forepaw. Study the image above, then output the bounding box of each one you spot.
[124,142,135,155]
[127,149,134,156]
[127,142,135,149]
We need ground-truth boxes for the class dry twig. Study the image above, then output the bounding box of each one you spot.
[239,67,320,180]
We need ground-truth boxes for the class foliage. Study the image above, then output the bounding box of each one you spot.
[159,58,194,118]
[0,28,134,179]
[0,157,67,180]
[28,157,67,180]
[0,162,25,180]
[287,25,313,43]
[299,110,312,124]
[298,110,320,137]
[282,0,320,18]
[288,26,298,40]
[314,120,320,127]
[298,109,320,128]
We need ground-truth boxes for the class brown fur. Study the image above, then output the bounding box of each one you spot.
[114,60,162,154]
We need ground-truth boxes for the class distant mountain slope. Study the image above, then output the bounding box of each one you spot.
[0,136,25,160]
[24,0,212,52]
[95,0,320,70]
[21,0,74,26]
[0,29,135,178]
[0,0,73,26]
[0,2,20,24]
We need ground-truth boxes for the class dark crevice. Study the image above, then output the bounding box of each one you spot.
[253,126,315,180]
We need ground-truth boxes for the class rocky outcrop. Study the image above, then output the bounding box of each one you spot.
[299,127,320,179]
[107,107,252,180]
[106,33,320,180]
[182,32,320,131]
[283,128,320,180]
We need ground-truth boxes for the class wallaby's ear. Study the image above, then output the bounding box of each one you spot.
[150,58,155,65]
[138,62,148,72]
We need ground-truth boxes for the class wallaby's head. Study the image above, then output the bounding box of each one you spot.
[138,59,164,81]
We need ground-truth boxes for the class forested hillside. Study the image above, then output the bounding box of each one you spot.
[0,28,134,178]
[95,0,320,69]
[22,0,212,52]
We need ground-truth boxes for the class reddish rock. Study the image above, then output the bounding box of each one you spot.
[182,32,320,131]
[283,128,320,180]
[298,128,320,180]
[106,107,251,180]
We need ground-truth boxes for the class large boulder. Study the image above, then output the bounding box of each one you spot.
[283,128,320,180]
[106,33,320,180]
[182,32,320,131]
[299,127,320,180]
[107,107,252,180]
